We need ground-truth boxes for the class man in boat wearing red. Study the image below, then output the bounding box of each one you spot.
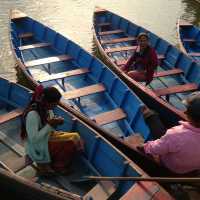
[21,86,83,175]
[120,32,158,85]
[138,93,200,175]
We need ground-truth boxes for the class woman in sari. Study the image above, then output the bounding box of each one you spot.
[21,85,83,175]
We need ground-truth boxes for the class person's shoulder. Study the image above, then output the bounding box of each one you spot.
[26,110,39,119]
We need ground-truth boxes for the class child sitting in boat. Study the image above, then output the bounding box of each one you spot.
[120,32,158,85]
[21,85,83,175]
[135,93,200,175]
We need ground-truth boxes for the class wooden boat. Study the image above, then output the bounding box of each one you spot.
[177,19,200,63]
[10,9,162,170]
[0,76,174,200]
[93,8,200,127]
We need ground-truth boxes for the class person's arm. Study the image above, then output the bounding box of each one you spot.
[121,52,136,71]
[143,130,179,156]
[26,111,54,143]
[145,48,158,85]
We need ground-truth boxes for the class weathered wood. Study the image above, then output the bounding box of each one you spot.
[188,52,200,57]
[84,181,116,200]
[0,109,23,124]
[98,29,124,36]
[154,83,198,97]
[10,9,27,20]
[105,46,137,53]
[19,43,51,51]
[97,22,111,27]
[94,7,107,14]
[119,182,160,200]
[183,38,196,42]
[37,68,89,82]
[83,175,200,183]
[0,130,25,156]
[24,55,72,67]
[153,69,183,78]
[8,156,33,173]
[63,84,106,100]
[101,37,136,45]
[179,20,192,26]
[18,32,33,39]
[93,108,126,125]
[116,54,165,65]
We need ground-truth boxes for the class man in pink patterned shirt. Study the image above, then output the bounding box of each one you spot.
[141,93,200,174]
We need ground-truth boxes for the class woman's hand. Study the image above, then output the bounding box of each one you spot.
[47,117,64,127]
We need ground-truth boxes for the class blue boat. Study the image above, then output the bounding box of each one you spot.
[9,10,155,158]
[177,19,200,63]
[0,76,173,200]
[93,8,200,126]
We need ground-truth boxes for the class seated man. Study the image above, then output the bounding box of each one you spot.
[120,32,158,85]
[136,94,200,174]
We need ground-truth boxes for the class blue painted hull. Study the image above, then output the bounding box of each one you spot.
[177,19,200,62]
[93,8,200,126]
[0,76,172,199]
[10,10,154,156]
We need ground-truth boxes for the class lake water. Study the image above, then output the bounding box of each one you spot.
[0,0,200,82]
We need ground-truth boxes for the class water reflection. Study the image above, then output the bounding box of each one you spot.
[181,0,200,25]
[0,0,200,82]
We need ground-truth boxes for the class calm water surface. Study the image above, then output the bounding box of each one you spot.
[0,0,200,81]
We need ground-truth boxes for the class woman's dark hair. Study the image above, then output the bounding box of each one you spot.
[137,32,149,40]
[43,87,62,103]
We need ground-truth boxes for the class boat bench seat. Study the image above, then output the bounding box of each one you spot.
[94,8,107,14]
[183,38,196,42]
[98,29,124,36]
[84,181,116,200]
[105,46,137,54]
[0,108,23,124]
[24,55,72,67]
[153,68,183,78]
[36,68,89,82]
[19,42,51,51]
[120,182,160,200]
[93,108,126,125]
[188,52,200,57]
[116,54,165,66]
[154,83,198,97]
[63,84,106,100]
[101,37,136,45]
[18,32,34,39]
[97,22,111,27]
[9,156,33,173]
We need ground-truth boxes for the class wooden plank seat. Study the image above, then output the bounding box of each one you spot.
[63,84,106,100]
[0,108,23,124]
[24,55,72,67]
[84,181,116,200]
[94,8,107,14]
[183,38,196,42]
[98,29,124,36]
[92,108,126,126]
[101,37,136,45]
[154,83,198,97]
[8,156,33,173]
[119,182,160,200]
[116,54,165,66]
[36,68,89,82]
[188,52,200,57]
[179,21,192,26]
[153,68,183,78]
[105,46,137,54]
[18,32,33,39]
[97,22,111,27]
[19,42,51,51]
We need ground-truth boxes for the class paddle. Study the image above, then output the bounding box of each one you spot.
[73,176,200,183]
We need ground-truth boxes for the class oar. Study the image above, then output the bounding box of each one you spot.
[75,176,200,183]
